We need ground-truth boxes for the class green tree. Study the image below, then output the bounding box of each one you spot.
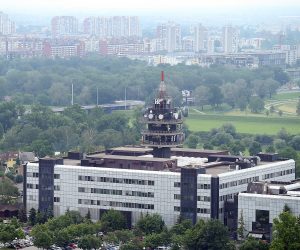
[29,208,37,226]
[249,141,262,156]
[0,102,21,131]
[249,97,265,113]
[144,231,171,249]
[194,85,210,110]
[18,207,28,223]
[208,85,223,107]
[270,211,300,250]
[186,134,199,148]
[265,145,276,153]
[212,132,234,146]
[0,224,25,243]
[30,139,54,158]
[237,209,246,240]
[78,235,101,250]
[290,135,300,150]
[183,219,231,250]
[240,237,269,250]
[100,209,127,232]
[104,230,134,245]
[33,231,53,249]
[54,229,72,247]
[274,67,290,85]
[278,146,298,160]
[136,213,165,235]
[274,139,287,150]
[0,178,19,204]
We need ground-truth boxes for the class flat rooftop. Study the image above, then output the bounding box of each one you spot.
[52,151,294,176]
[87,153,175,162]
[106,146,153,153]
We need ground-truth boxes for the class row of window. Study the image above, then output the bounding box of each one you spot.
[197,184,211,190]
[40,196,60,202]
[197,196,211,202]
[27,184,60,191]
[27,172,39,178]
[220,192,239,202]
[78,175,155,186]
[262,169,294,180]
[197,208,209,214]
[27,172,60,179]
[27,183,39,189]
[219,176,259,189]
[78,199,154,210]
[174,207,210,214]
[174,182,211,190]
[78,187,154,198]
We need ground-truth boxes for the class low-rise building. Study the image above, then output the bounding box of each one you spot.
[237,179,300,240]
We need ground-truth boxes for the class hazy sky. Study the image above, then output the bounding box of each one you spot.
[1,0,300,26]
[1,0,300,13]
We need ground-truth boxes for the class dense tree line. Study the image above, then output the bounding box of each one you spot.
[0,56,289,108]
[28,209,234,250]
[0,102,139,156]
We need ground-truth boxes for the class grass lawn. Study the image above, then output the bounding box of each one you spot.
[185,113,300,135]
[271,92,300,100]
[277,102,297,114]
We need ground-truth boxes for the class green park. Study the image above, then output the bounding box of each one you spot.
[185,91,300,135]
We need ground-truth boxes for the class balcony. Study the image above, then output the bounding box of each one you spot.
[141,130,184,136]
[141,140,183,148]
[140,117,183,124]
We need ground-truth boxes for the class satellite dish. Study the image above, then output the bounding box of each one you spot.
[174,113,179,119]
[158,114,164,120]
[144,114,147,118]
[148,114,154,119]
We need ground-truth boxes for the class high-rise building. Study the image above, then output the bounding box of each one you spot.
[193,24,207,52]
[51,16,78,37]
[157,22,181,52]
[0,12,15,35]
[83,16,141,38]
[222,25,239,54]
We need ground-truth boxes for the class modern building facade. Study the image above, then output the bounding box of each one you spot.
[24,152,295,227]
[238,179,300,240]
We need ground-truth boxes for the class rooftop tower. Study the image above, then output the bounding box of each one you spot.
[141,71,184,158]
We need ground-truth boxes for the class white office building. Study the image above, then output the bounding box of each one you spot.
[24,151,295,227]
